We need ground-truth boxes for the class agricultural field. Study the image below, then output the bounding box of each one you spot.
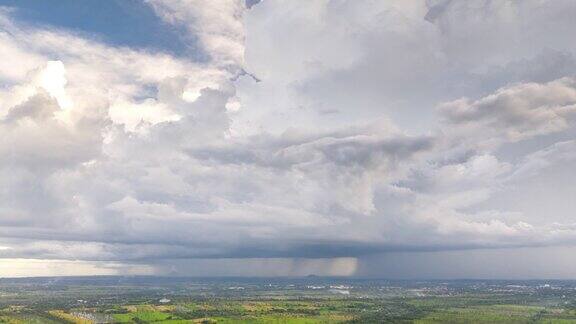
[4,299,576,323]
[2,277,576,323]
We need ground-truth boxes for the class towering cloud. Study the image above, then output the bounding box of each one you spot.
[1,0,576,277]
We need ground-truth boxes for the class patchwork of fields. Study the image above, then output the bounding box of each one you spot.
[3,299,576,323]
[2,277,576,323]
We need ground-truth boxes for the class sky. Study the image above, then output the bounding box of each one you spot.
[1,0,576,279]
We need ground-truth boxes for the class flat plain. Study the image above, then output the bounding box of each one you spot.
[1,277,576,323]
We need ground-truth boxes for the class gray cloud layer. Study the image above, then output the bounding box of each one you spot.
[1,0,576,276]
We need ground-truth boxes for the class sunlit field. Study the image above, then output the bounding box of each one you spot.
[2,277,576,323]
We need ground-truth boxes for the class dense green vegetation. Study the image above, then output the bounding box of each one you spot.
[3,299,576,323]
[2,277,576,323]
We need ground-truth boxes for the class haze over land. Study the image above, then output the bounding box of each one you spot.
[1,0,576,278]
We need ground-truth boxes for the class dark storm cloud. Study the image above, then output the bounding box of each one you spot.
[2,1,576,278]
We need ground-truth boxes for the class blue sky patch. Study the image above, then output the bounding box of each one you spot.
[0,0,205,59]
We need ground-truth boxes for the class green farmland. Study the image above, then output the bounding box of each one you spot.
[3,299,576,323]
[2,277,576,323]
